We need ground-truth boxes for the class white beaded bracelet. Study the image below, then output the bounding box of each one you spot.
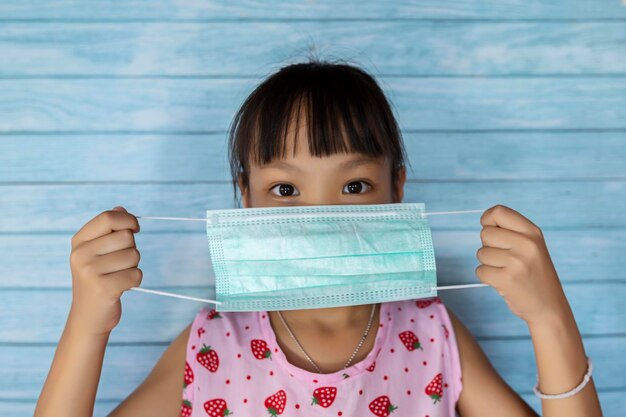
[533,356,592,399]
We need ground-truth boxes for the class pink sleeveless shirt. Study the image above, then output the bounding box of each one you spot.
[181,296,463,417]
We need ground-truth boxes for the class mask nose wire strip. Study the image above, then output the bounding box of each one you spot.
[129,208,489,304]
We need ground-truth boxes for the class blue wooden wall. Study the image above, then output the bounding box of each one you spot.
[1,1,625,416]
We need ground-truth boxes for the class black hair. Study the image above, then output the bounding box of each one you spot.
[226,57,409,206]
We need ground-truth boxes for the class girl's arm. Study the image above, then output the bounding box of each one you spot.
[35,315,191,417]
[34,314,110,417]
[474,204,603,417]
[34,207,143,417]
[106,323,191,417]
[448,307,540,417]
[528,302,602,417]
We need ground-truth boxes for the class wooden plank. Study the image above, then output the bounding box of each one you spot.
[1,0,625,20]
[0,182,624,232]
[1,282,623,343]
[442,282,626,339]
[1,22,625,76]
[2,131,626,182]
[2,78,626,132]
[0,233,213,288]
[0,288,202,344]
[0,229,623,288]
[0,336,623,411]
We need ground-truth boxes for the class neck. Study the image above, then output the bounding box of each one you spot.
[273,303,378,333]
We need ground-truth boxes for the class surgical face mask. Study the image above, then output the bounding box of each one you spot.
[134,203,488,311]
[208,202,437,311]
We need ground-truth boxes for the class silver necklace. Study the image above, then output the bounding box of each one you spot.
[276,304,377,374]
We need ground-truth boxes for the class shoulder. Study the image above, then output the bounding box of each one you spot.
[441,302,483,386]
[441,302,540,416]
[107,318,194,416]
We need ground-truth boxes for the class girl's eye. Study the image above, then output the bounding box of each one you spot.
[270,183,300,197]
[343,180,372,194]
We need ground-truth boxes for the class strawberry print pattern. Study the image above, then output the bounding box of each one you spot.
[196,344,219,372]
[183,361,194,388]
[416,296,443,309]
[311,386,337,407]
[425,373,444,404]
[181,399,192,417]
[369,395,397,416]
[180,296,461,416]
[398,330,424,351]
[251,339,272,360]
[204,398,231,416]
[207,309,222,320]
[265,389,287,416]
[442,323,450,339]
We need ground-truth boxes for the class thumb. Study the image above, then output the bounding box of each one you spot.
[111,206,139,232]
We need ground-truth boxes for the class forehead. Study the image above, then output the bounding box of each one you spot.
[243,89,398,177]
[255,125,386,171]
[262,102,380,163]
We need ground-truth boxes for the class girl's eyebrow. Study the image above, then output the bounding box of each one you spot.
[263,160,302,173]
[262,156,380,172]
[341,156,381,169]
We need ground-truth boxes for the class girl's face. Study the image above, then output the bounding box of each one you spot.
[239,119,406,208]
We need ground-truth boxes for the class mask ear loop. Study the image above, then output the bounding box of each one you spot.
[129,208,489,304]
[419,209,490,292]
[128,286,223,305]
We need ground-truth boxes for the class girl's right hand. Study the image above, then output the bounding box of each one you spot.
[67,206,142,337]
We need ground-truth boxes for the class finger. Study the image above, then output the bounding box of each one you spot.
[480,204,538,235]
[480,225,528,250]
[73,207,140,246]
[102,267,143,296]
[78,229,137,256]
[475,264,507,288]
[91,247,140,275]
[476,246,510,268]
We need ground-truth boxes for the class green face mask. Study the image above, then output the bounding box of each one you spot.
[206,202,437,312]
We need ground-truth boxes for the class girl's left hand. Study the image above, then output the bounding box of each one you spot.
[475,204,569,326]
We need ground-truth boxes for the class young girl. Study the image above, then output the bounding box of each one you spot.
[35,60,602,417]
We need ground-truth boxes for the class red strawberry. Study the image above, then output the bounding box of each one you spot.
[442,324,449,339]
[366,361,376,372]
[204,398,231,416]
[196,344,219,372]
[251,339,272,360]
[416,299,433,309]
[311,386,337,408]
[425,373,444,404]
[264,389,287,416]
[181,399,192,417]
[398,330,423,351]
[416,297,442,308]
[197,327,206,338]
[183,361,194,388]
[368,395,397,416]
[207,309,222,320]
